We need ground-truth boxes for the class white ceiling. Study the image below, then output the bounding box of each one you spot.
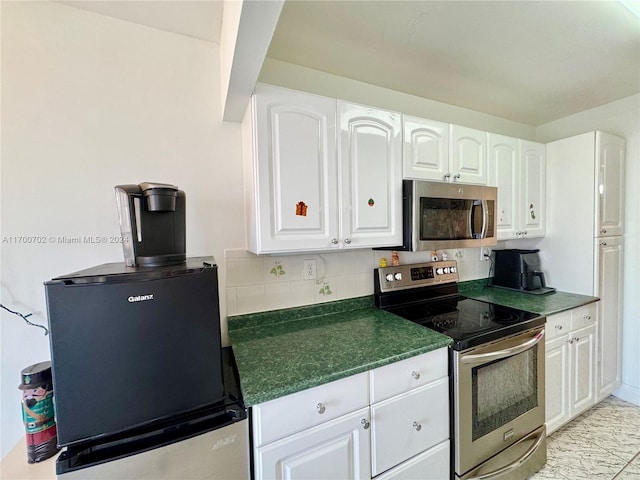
[57,0,640,126]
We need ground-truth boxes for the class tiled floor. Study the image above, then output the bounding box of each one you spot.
[531,395,640,479]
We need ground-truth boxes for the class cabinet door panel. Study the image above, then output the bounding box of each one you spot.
[545,335,570,435]
[371,378,449,476]
[403,116,449,181]
[595,132,625,237]
[254,86,338,252]
[488,134,519,239]
[339,102,402,248]
[450,125,487,184]
[596,237,623,399]
[255,408,371,480]
[571,324,596,415]
[520,140,545,238]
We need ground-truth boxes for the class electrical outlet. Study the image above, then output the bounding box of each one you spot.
[302,259,317,280]
[480,247,492,261]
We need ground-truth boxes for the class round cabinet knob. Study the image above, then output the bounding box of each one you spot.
[394,273,403,281]
[331,238,339,245]
[555,325,563,330]
[453,173,461,180]
[361,418,370,430]
[523,231,528,236]
[412,421,422,431]
[316,403,326,414]
[600,241,607,246]
[385,274,395,282]
[411,371,420,380]
[583,314,591,320]
[444,173,451,179]
[567,339,573,344]
[601,228,607,234]
[344,238,352,245]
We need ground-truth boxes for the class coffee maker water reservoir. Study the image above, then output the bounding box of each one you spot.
[115,182,186,267]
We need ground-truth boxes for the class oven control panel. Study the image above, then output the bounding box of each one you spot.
[375,260,459,292]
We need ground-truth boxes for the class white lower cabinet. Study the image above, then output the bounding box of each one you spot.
[370,379,449,476]
[252,348,450,480]
[545,303,597,435]
[374,441,450,480]
[255,407,371,480]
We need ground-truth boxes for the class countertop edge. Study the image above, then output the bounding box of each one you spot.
[236,337,453,407]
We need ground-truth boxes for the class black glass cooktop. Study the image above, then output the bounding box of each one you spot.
[386,296,544,351]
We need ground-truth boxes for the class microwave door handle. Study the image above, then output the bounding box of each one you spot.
[466,427,546,480]
[460,330,545,365]
[481,200,488,238]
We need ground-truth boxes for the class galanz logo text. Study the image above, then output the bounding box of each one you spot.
[128,294,154,303]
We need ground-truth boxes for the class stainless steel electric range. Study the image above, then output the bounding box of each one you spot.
[375,260,547,480]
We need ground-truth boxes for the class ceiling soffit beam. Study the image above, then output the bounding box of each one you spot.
[221,0,284,122]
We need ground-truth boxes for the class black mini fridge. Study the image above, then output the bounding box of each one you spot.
[45,257,225,448]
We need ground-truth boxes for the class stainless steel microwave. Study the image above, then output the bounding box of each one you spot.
[392,180,497,251]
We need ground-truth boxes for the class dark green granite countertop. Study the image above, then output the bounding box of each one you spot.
[458,280,599,315]
[228,297,453,407]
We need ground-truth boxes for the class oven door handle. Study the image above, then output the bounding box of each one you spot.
[460,330,544,365]
[466,426,545,480]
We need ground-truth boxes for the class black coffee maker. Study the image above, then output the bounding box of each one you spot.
[492,249,556,294]
[115,182,186,267]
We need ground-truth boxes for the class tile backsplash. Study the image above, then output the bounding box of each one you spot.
[225,247,492,316]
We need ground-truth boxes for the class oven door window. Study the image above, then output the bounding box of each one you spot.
[471,347,538,441]
[420,198,484,240]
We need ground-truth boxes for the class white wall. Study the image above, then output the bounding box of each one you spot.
[535,94,640,404]
[0,2,245,458]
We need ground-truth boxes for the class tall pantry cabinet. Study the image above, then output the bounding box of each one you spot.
[540,131,625,401]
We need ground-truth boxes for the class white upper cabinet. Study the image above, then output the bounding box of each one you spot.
[339,102,403,250]
[246,84,338,253]
[450,125,488,184]
[595,132,625,237]
[403,116,449,181]
[403,119,486,184]
[488,134,519,239]
[520,140,546,238]
[488,135,545,240]
[244,85,402,254]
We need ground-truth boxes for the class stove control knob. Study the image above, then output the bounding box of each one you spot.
[444,267,450,273]
[385,274,394,282]
[436,268,444,275]
[394,273,403,281]
[451,266,457,273]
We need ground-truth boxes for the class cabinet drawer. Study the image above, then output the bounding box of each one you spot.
[252,372,369,447]
[375,440,450,480]
[371,378,449,476]
[571,303,597,330]
[545,312,571,340]
[370,348,447,404]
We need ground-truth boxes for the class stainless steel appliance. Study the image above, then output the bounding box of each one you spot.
[56,347,249,479]
[493,249,556,295]
[46,258,249,478]
[375,261,546,480]
[115,182,186,267]
[386,180,497,251]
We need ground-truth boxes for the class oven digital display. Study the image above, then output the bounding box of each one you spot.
[410,266,434,281]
